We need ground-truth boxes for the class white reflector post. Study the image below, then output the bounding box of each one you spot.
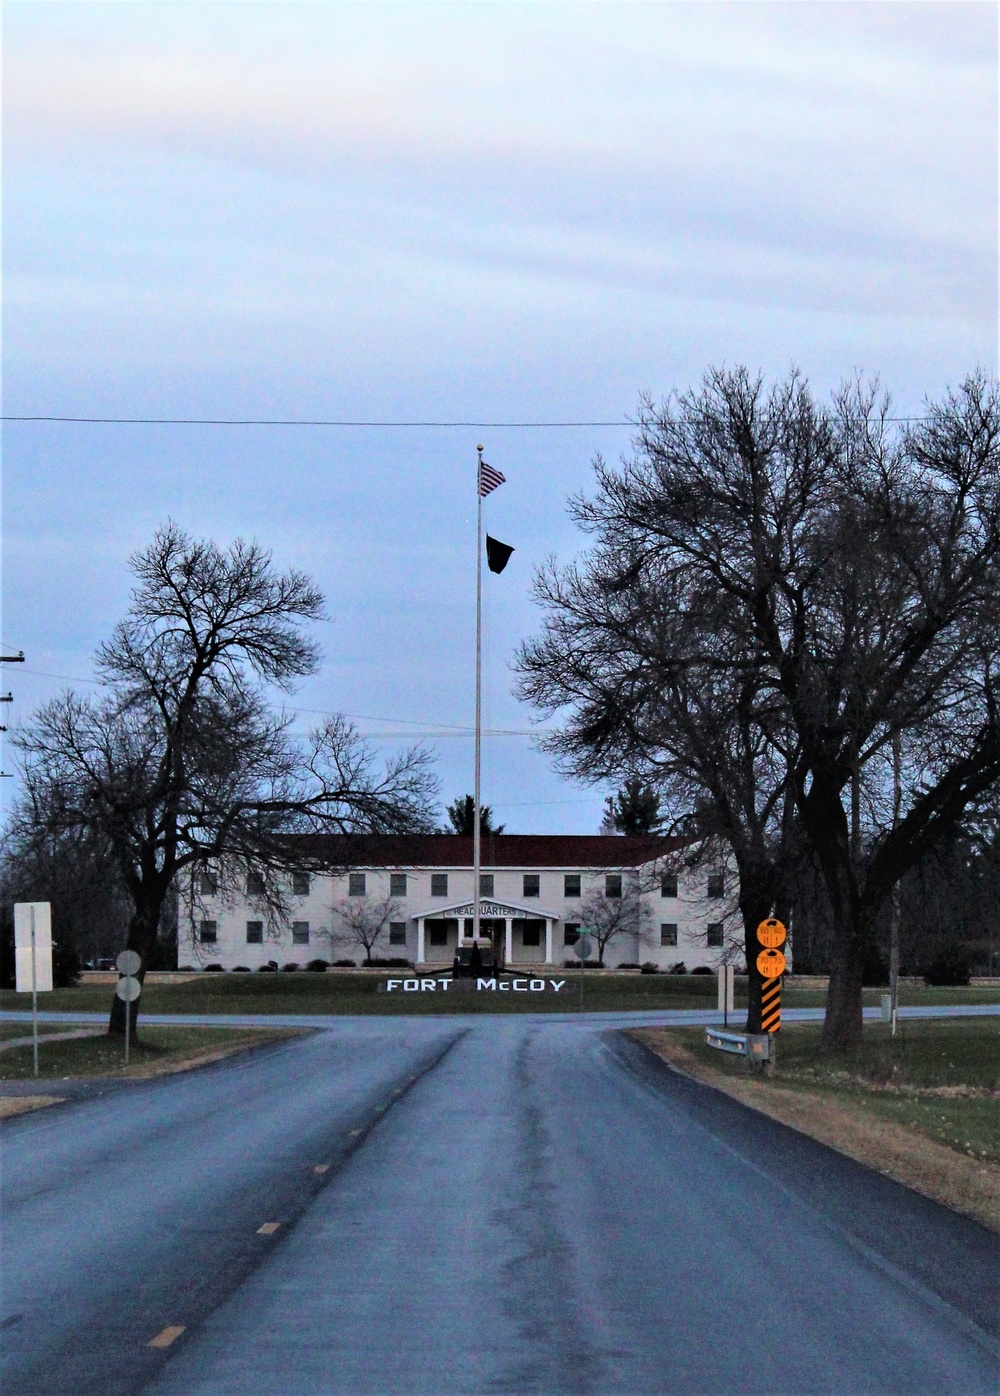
[15,902,54,993]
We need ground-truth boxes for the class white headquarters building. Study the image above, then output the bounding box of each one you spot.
[181,834,740,972]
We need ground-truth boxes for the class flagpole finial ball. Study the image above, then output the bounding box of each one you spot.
[477,444,484,453]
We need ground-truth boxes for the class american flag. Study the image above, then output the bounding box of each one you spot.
[478,460,506,497]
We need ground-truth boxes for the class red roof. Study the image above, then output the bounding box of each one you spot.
[286,832,686,869]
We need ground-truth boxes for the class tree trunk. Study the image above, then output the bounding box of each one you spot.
[107,902,162,1038]
[799,774,866,1052]
[821,912,864,1051]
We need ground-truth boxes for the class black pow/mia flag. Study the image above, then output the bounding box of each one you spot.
[486,536,514,574]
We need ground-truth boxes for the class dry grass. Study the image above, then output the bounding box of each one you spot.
[0,1095,66,1118]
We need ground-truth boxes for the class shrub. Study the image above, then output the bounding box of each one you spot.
[668,961,688,975]
[691,965,713,975]
[53,941,82,988]
[924,946,971,987]
[203,963,225,973]
[177,965,195,972]
[333,958,357,968]
[281,962,300,972]
[640,962,660,975]
[617,962,640,970]
[256,962,277,973]
[366,956,413,968]
[233,965,252,972]
[305,959,330,972]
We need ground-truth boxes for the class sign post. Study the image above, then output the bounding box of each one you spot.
[115,951,142,1065]
[755,918,786,1036]
[15,903,53,1079]
[718,964,735,1026]
[575,931,592,1012]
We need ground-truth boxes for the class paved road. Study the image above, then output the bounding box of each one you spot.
[1,1016,997,1396]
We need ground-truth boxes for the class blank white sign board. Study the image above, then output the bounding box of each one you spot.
[14,902,53,993]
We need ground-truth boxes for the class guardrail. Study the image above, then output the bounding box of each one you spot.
[705,1027,773,1062]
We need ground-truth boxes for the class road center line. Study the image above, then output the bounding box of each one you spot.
[256,1222,281,1236]
[313,1164,330,1173]
[148,1326,185,1349]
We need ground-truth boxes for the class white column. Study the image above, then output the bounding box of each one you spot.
[417,919,425,965]
[545,919,553,965]
[505,918,513,966]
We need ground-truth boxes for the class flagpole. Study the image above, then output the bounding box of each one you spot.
[474,446,484,951]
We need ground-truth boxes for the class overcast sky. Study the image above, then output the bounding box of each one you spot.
[2,1,997,833]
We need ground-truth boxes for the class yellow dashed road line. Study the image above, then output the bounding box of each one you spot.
[257,1221,281,1236]
[148,1326,185,1349]
[313,1163,330,1174]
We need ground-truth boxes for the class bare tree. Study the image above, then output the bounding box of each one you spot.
[13,523,438,1033]
[517,503,802,1027]
[1,817,133,971]
[330,895,402,965]
[578,878,650,966]
[518,368,1000,1048]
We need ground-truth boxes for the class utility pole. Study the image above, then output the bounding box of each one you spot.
[889,734,902,1037]
[0,651,24,777]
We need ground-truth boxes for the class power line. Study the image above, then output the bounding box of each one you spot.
[1,413,932,427]
[2,416,632,428]
[18,669,550,737]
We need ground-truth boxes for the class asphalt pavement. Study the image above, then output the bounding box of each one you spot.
[1,1012,997,1395]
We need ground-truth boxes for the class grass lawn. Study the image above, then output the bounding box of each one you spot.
[0,972,724,1016]
[0,1025,302,1082]
[0,1022,96,1042]
[2,975,997,1018]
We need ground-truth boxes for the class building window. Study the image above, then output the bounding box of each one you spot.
[246,921,264,945]
[661,873,678,898]
[348,873,367,898]
[292,872,310,897]
[660,923,678,947]
[564,923,580,945]
[389,921,407,946]
[523,874,540,898]
[431,873,448,897]
[292,922,310,946]
[199,920,218,944]
[707,871,725,899]
[246,871,265,896]
[605,874,622,899]
[390,873,408,897]
[480,873,494,897]
[198,868,218,895]
[564,874,581,897]
[707,923,724,947]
